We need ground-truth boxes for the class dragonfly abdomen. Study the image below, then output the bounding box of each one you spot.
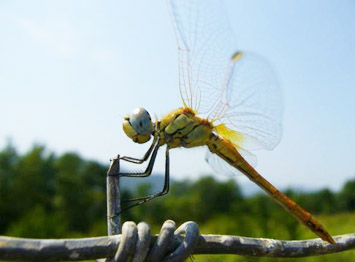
[207,133,335,244]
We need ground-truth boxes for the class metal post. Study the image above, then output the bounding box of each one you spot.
[106,155,121,235]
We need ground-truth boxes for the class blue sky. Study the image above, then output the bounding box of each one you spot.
[0,0,354,192]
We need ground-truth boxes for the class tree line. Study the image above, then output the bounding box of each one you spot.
[0,144,354,240]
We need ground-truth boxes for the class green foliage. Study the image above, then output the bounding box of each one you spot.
[0,144,354,261]
[0,144,108,237]
[338,178,355,211]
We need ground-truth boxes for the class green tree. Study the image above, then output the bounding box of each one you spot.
[0,143,19,233]
[53,153,107,234]
[338,178,355,212]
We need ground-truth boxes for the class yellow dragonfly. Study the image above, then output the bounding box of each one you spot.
[119,0,335,244]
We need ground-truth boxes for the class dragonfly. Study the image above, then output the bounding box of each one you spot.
[118,0,335,244]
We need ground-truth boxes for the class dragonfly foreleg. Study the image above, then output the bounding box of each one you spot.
[119,140,160,177]
[119,147,170,213]
[120,135,158,164]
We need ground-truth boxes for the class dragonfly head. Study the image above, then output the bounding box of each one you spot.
[122,108,153,144]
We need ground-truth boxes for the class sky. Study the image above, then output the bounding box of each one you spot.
[0,0,354,192]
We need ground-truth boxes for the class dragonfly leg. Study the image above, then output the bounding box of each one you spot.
[120,135,158,164]
[118,141,160,177]
[119,148,170,213]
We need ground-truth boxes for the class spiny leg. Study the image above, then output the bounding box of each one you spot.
[120,135,158,164]
[120,147,170,213]
[119,141,160,177]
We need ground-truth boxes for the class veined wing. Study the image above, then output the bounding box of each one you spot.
[167,0,237,115]
[168,0,282,155]
[216,53,282,151]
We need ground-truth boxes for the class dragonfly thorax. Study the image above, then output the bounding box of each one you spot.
[158,107,213,149]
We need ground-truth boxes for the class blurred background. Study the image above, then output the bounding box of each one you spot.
[0,0,354,261]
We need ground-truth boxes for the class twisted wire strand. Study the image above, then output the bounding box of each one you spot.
[0,221,354,261]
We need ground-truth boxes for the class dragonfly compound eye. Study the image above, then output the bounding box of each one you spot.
[122,108,153,144]
[129,108,153,135]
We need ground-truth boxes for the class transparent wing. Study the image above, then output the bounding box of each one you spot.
[168,0,237,115]
[168,0,282,176]
[168,0,282,152]
[216,53,283,151]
